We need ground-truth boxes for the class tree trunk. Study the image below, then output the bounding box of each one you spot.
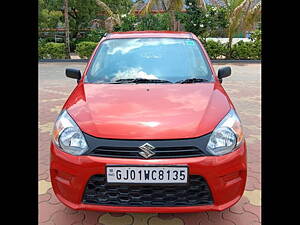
[227,29,233,59]
[105,17,115,32]
[227,36,233,59]
[170,10,176,31]
[64,0,70,59]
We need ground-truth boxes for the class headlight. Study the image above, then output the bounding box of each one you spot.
[52,110,88,155]
[207,109,244,156]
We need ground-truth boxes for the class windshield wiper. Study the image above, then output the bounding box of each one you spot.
[111,78,172,84]
[176,78,210,84]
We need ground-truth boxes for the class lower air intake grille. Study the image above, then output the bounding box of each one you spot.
[82,174,213,207]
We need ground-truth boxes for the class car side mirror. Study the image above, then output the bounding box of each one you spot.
[66,68,81,83]
[217,66,231,83]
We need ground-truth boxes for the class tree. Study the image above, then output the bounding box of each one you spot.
[95,0,121,32]
[136,13,172,31]
[240,1,261,34]
[210,0,261,58]
[138,0,188,31]
[40,0,103,37]
[100,0,134,15]
[95,0,138,32]
[176,0,228,42]
[39,0,63,29]
[64,0,70,58]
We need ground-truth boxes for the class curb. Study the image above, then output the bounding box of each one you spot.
[39,59,261,63]
[39,59,89,62]
[211,60,261,63]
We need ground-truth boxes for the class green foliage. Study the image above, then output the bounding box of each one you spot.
[38,39,46,59]
[75,42,98,59]
[114,14,139,32]
[85,29,107,42]
[114,13,171,32]
[249,29,261,42]
[68,0,101,31]
[39,42,66,59]
[70,29,105,51]
[231,41,261,60]
[100,0,133,15]
[176,0,228,41]
[203,40,227,59]
[39,36,56,43]
[136,13,171,31]
[39,8,63,29]
[201,39,261,60]
[39,0,104,36]
[253,40,261,59]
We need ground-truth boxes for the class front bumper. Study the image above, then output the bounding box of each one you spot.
[50,141,247,213]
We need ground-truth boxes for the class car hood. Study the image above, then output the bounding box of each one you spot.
[65,83,232,139]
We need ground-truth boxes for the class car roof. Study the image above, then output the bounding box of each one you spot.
[104,31,195,39]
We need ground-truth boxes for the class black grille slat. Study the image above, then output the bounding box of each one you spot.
[82,175,213,207]
[90,146,205,158]
[94,149,135,153]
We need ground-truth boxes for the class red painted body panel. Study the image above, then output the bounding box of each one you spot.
[65,82,232,139]
[50,141,247,213]
[52,31,246,212]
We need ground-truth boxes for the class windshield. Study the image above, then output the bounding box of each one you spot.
[84,38,214,84]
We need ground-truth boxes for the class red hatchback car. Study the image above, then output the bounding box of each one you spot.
[50,31,247,213]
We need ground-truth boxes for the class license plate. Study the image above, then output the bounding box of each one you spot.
[106,166,188,184]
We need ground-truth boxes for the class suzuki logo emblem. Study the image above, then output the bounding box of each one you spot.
[139,143,155,159]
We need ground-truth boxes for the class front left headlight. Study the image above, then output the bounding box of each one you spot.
[52,110,88,155]
[206,109,244,156]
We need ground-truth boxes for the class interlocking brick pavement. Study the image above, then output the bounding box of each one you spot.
[38,62,261,225]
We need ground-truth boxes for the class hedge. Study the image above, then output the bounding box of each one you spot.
[75,42,98,59]
[74,40,260,60]
[69,29,105,52]
[203,39,261,60]
[231,40,261,60]
[203,40,227,59]
[39,42,66,59]
[38,39,261,60]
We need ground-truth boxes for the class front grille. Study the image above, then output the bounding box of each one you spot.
[89,146,205,158]
[83,132,212,158]
[82,175,213,207]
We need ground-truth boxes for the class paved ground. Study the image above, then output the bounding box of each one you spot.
[39,62,261,225]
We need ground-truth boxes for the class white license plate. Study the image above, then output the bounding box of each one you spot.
[106,166,188,184]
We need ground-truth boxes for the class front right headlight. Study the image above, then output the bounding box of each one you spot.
[206,109,244,156]
[52,110,88,155]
